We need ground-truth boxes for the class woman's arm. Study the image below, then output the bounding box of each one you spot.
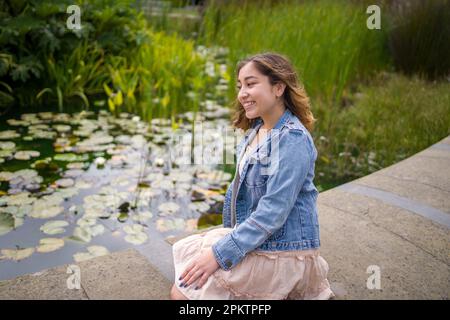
[212,128,314,270]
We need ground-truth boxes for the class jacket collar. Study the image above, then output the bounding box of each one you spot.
[250,107,293,133]
[238,108,294,165]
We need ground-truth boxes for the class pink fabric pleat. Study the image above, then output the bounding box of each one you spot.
[173,227,335,300]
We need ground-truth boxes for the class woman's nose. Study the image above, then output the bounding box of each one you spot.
[238,88,248,100]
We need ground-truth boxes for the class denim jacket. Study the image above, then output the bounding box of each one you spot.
[212,108,321,271]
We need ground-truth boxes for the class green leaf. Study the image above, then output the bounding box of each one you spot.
[103,83,113,97]
[108,98,115,113]
[36,87,53,100]
[56,86,63,112]
[114,90,123,106]
[73,91,89,109]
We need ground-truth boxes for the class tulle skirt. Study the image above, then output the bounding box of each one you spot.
[172,227,335,300]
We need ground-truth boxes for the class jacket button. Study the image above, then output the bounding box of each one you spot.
[225,260,232,268]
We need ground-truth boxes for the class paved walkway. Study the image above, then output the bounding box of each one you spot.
[1,136,449,299]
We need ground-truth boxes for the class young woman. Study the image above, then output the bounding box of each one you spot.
[170,52,334,300]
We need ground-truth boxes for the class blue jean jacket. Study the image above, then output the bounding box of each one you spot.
[212,108,321,271]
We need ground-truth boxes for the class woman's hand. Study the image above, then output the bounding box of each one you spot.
[179,248,220,290]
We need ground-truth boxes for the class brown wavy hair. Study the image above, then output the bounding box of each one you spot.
[231,52,316,132]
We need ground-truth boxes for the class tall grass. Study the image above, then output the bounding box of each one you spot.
[199,0,390,106]
[104,30,211,126]
[314,73,450,189]
[385,0,450,80]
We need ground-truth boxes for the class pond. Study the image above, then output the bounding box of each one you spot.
[0,104,240,280]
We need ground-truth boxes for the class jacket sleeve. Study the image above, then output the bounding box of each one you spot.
[212,129,314,270]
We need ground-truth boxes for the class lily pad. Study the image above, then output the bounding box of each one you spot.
[188,201,210,213]
[55,178,74,188]
[131,211,153,223]
[5,192,35,206]
[156,218,185,232]
[124,232,148,245]
[53,125,72,133]
[14,150,40,161]
[30,205,64,219]
[63,169,84,178]
[36,238,65,253]
[0,141,16,150]
[123,224,148,245]
[158,202,180,216]
[73,245,110,262]
[66,162,88,170]
[54,153,89,162]
[0,247,35,261]
[40,220,69,235]
[118,212,128,222]
[71,226,92,243]
[0,212,15,236]
[0,130,20,140]
[0,172,13,181]
[72,218,105,241]
[94,157,106,166]
[0,149,14,158]
[170,171,192,183]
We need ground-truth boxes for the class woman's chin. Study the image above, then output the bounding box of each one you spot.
[245,110,259,119]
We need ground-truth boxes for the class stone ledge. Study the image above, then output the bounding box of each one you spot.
[0,248,172,300]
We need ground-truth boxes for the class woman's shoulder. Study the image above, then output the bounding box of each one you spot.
[280,116,316,157]
[281,115,311,142]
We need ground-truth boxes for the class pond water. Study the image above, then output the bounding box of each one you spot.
[0,105,240,280]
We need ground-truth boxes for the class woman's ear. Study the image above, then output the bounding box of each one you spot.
[276,82,286,97]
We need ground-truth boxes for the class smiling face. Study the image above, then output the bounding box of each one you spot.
[236,62,284,120]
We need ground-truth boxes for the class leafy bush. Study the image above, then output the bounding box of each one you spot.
[0,0,212,121]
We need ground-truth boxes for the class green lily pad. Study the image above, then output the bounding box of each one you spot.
[53,125,71,133]
[158,202,180,215]
[0,247,35,261]
[0,130,20,140]
[66,162,88,170]
[14,150,40,161]
[5,192,35,206]
[123,224,148,245]
[54,153,89,162]
[0,212,15,236]
[156,218,185,232]
[118,212,128,222]
[0,141,16,150]
[36,238,65,253]
[124,232,148,245]
[131,211,153,223]
[0,172,13,181]
[40,220,69,235]
[30,205,64,219]
[0,150,14,158]
[55,178,75,188]
[73,245,109,262]
[71,226,92,243]
[188,201,210,213]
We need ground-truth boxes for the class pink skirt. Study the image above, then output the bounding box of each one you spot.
[172,227,335,300]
